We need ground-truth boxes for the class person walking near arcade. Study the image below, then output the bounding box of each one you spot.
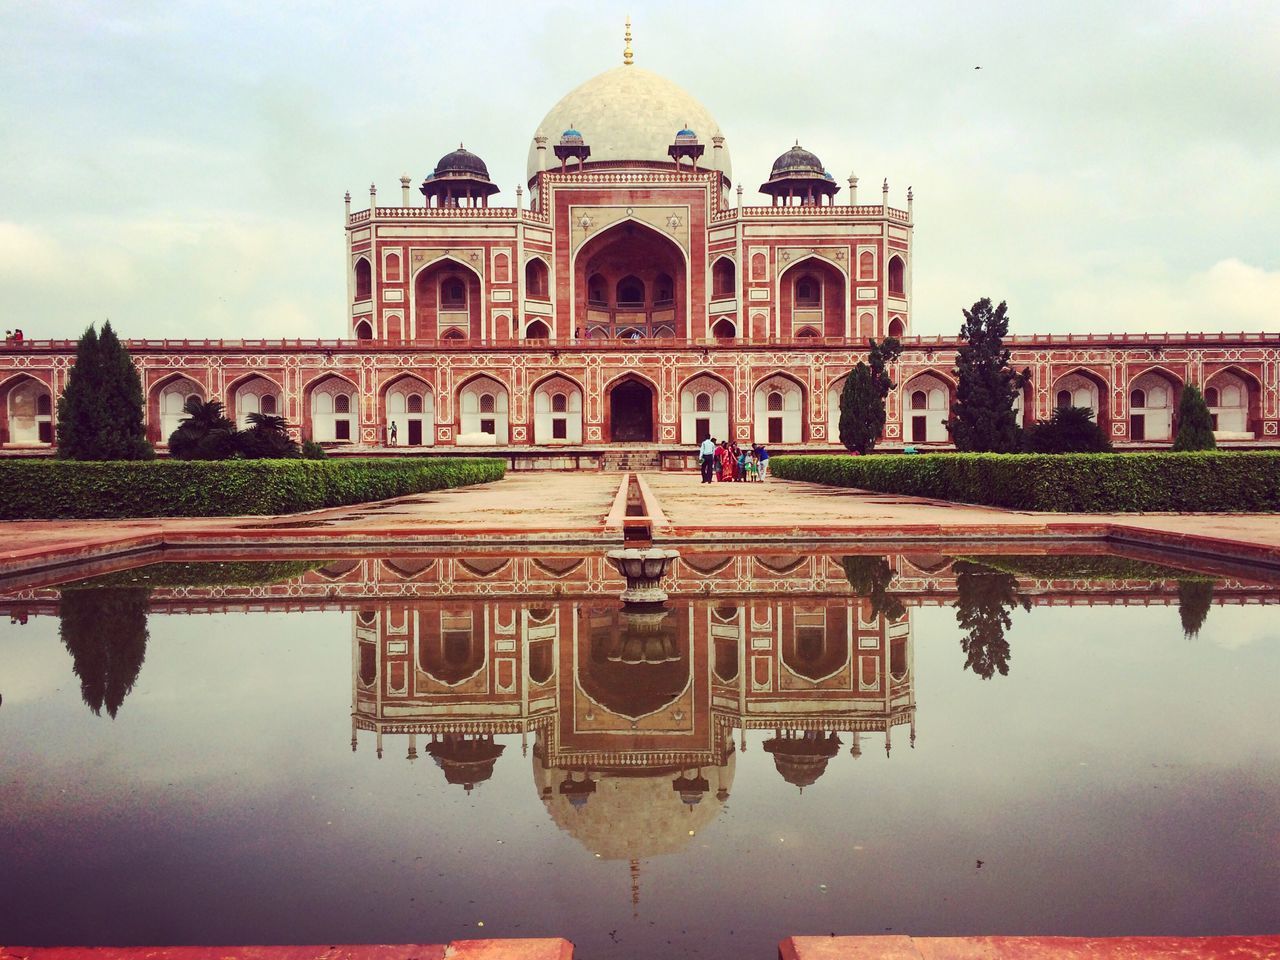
[698,435,716,483]
[755,443,770,481]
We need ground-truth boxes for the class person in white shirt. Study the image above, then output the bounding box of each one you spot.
[698,436,716,483]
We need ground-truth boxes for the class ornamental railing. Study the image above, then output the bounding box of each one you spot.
[4,331,1278,354]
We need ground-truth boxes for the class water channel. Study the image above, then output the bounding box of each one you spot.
[1,548,1277,956]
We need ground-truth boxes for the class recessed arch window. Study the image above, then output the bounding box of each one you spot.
[616,275,645,306]
[795,275,821,308]
[695,392,712,413]
[767,391,785,412]
[888,256,906,297]
[385,253,401,282]
[525,258,550,299]
[1204,387,1219,407]
[911,390,928,410]
[354,319,373,340]
[654,273,674,304]
[859,250,874,279]
[1130,389,1146,408]
[533,378,582,444]
[441,277,467,309]
[354,258,372,300]
[712,258,735,299]
[334,394,351,414]
[1056,390,1072,409]
[588,273,607,305]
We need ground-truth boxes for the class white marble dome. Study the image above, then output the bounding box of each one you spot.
[527,66,731,184]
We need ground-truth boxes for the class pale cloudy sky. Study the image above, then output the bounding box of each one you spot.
[1,0,1277,340]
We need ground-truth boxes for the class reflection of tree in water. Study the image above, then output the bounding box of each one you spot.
[953,560,1028,680]
[1177,580,1214,638]
[840,555,906,621]
[59,587,150,718]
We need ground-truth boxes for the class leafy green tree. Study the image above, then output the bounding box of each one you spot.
[840,555,906,621]
[953,560,1028,679]
[58,586,150,718]
[945,298,1029,452]
[1173,384,1217,451]
[167,396,237,459]
[236,412,300,459]
[1022,406,1113,453]
[839,337,903,454]
[55,322,153,460]
[301,440,328,459]
[1177,579,1214,638]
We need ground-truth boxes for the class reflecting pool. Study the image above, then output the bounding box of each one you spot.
[1,549,1277,957]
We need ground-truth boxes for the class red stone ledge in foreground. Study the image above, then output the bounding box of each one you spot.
[779,935,1280,960]
[0,941,573,960]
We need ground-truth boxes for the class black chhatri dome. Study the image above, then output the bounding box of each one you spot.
[433,144,491,178]
[768,143,825,179]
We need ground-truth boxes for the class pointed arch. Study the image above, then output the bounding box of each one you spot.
[1204,365,1262,437]
[778,254,847,338]
[148,372,206,444]
[532,373,584,444]
[753,371,807,444]
[381,372,435,447]
[901,370,953,444]
[457,373,510,444]
[711,255,736,300]
[1127,366,1182,443]
[303,372,359,443]
[226,373,285,430]
[826,372,851,445]
[412,254,484,341]
[604,371,659,443]
[524,255,550,300]
[0,372,54,446]
[573,217,690,340]
[353,256,372,301]
[679,371,733,444]
[1051,366,1109,431]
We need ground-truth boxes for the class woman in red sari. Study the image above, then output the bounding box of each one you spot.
[716,441,735,482]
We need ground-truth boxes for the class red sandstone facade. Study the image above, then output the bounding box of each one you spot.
[2,57,1278,461]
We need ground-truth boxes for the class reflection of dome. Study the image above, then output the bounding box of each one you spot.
[432,145,492,179]
[534,749,735,861]
[424,734,505,793]
[528,66,730,183]
[763,730,842,790]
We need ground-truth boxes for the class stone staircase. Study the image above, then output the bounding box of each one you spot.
[599,447,662,472]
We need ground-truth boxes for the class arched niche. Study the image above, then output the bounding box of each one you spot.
[753,374,804,444]
[306,374,358,443]
[228,375,283,430]
[680,374,731,445]
[458,376,509,444]
[781,256,845,339]
[1,375,54,446]
[152,375,205,444]
[574,221,687,340]
[533,375,583,444]
[383,375,435,447]
[901,372,952,444]
[413,258,482,340]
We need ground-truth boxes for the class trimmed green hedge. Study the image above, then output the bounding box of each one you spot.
[770,452,1280,512]
[0,457,505,519]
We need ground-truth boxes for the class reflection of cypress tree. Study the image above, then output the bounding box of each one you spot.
[59,587,150,718]
[1177,580,1214,639]
[953,560,1028,679]
[840,555,906,621]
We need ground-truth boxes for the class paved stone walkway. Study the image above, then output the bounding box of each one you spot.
[3,470,1280,579]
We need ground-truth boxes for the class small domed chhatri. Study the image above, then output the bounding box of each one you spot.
[760,142,841,206]
[419,143,499,208]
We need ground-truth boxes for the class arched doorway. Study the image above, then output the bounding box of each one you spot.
[2,376,53,446]
[609,378,654,442]
[575,221,687,339]
[901,372,951,444]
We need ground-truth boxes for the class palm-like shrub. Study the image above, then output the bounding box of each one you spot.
[168,396,237,460]
[1022,406,1113,454]
[237,412,300,459]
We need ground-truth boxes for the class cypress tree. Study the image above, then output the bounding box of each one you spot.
[55,321,153,460]
[59,586,151,718]
[945,298,1028,452]
[839,337,902,454]
[1172,384,1217,451]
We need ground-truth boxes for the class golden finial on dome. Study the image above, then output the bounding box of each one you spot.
[623,16,633,65]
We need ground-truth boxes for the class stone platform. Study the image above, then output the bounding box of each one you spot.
[3,472,1280,581]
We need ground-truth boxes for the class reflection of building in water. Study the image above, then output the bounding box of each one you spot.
[352,595,914,865]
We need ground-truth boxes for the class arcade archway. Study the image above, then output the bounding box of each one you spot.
[608,377,655,442]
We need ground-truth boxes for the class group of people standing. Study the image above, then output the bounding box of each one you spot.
[698,436,769,484]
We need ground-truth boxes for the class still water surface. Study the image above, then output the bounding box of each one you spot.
[1,551,1277,957]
